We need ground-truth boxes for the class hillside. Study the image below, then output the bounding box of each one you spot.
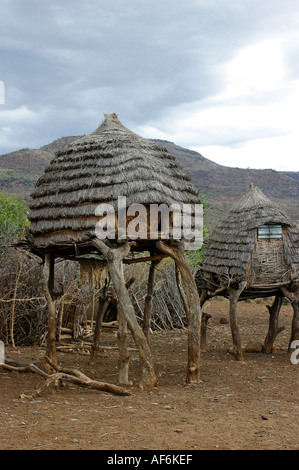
[0,137,298,228]
[155,140,299,227]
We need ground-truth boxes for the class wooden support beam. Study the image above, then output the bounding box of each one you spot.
[90,278,110,362]
[143,258,160,346]
[43,254,57,371]
[289,300,299,352]
[92,239,157,388]
[281,286,299,351]
[157,240,202,384]
[124,253,168,265]
[227,281,246,361]
[117,303,131,385]
[263,295,284,353]
[200,312,212,352]
[198,290,212,351]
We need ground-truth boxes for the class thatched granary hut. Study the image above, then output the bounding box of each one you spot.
[25,113,203,387]
[196,183,299,360]
[29,113,200,251]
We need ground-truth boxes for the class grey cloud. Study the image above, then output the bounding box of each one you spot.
[0,0,299,153]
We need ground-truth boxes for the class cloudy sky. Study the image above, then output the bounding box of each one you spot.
[0,0,299,170]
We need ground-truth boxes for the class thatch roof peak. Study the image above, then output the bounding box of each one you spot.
[71,113,143,145]
[229,184,290,220]
[218,184,292,229]
[89,112,133,137]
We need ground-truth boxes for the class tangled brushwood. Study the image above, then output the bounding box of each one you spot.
[0,247,187,347]
[0,248,46,346]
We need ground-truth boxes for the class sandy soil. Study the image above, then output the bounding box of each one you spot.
[0,298,298,451]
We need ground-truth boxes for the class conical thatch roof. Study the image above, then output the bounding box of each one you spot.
[201,184,299,282]
[28,113,200,251]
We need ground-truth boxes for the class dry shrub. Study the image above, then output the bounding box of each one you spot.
[0,250,188,346]
[0,248,46,346]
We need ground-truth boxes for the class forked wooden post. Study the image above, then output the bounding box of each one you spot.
[263,295,284,353]
[143,258,160,346]
[198,290,212,351]
[281,286,299,351]
[92,239,157,388]
[200,312,212,351]
[43,254,57,369]
[157,240,202,384]
[117,303,130,384]
[227,281,246,361]
[90,277,110,362]
[289,300,299,351]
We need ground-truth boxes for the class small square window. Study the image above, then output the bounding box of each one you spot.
[257,225,283,241]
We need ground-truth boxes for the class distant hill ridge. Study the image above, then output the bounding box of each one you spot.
[0,136,298,227]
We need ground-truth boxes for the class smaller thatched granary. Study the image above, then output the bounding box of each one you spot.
[24,113,202,388]
[196,183,299,360]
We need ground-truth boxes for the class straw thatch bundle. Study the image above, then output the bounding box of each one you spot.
[28,113,200,252]
[200,184,299,287]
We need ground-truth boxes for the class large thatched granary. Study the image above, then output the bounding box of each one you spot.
[29,113,200,252]
[196,183,299,360]
[25,113,203,387]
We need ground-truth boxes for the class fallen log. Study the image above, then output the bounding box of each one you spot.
[0,356,131,397]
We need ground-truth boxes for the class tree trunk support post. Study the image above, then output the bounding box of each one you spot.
[198,290,212,351]
[90,277,110,362]
[157,240,202,384]
[43,254,57,371]
[227,281,246,361]
[263,295,284,353]
[200,312,212,352]
[143,258,160,347]
[117,302,131,385]
[92,239,157,388]
[281,286,299,352]
[289,300,299,351]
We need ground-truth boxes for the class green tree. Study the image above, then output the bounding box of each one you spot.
[0,192,28,250]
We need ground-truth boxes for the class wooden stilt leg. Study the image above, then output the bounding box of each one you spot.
[263,295,284,353]
[90,279,110,363]
[199,290,211,351]
[43,254,57,370]
[143,259,160,347]
[117,304,131,384]
[281,287,299,353]
[92,240,157,388]
[228,282,246,361]
[289,300,299,352]
[200,312,212,352]
[157,240,202,384]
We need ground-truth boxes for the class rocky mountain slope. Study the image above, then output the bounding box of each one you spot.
[0,136,298,227]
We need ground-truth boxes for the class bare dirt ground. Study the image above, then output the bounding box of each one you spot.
[0,298,298,451]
